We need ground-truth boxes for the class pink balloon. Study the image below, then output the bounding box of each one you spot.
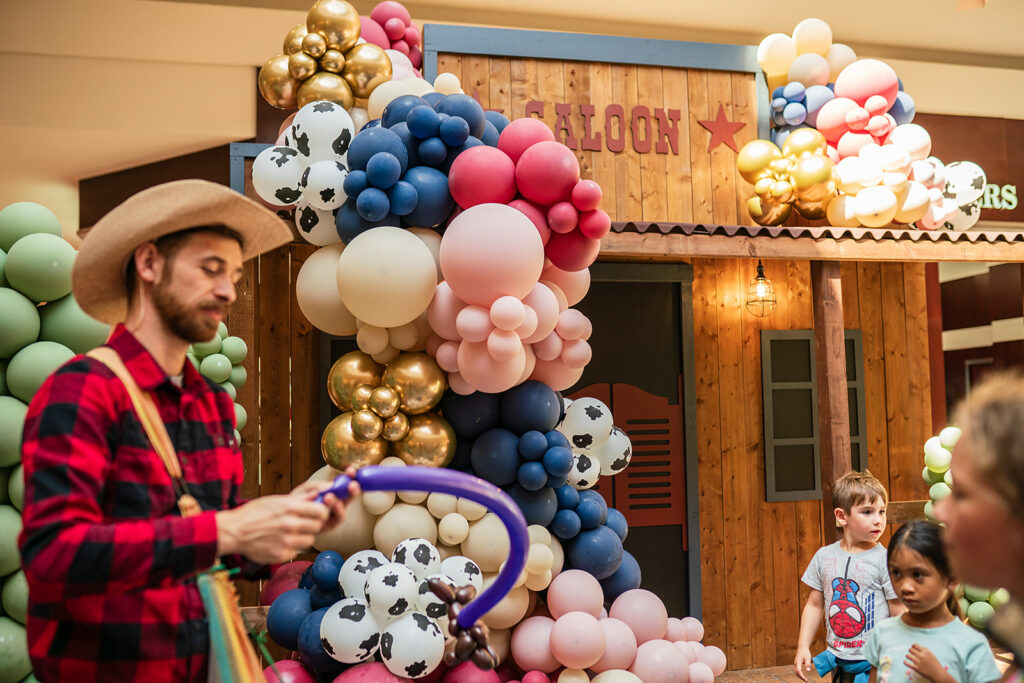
[578,209,611,240]
[508,198,551,246]
[609,589,669,645]
[384,16,406,40]
[555,309,588,340]
[448,370,474,395]
[488,329,523,361]
[549,611,606,670]
[689,642,706,658]
[359,16,390,49]
[415,664,446,683]
[443,662,501,683]
[260,561,311,606]
[404,24,421,48]
[435,340,460,372]
[665,618,686,643]
[814,97,859,144]
[698,645,727,676]
[498,118,556,165]
[458,340,526,393]
[456,305,493,342]
[591,618,638,673]
[332,661,408,682]
[522,674,551,683]
[532,332,563,361]
[278,113,297,140]
[427,282,466,341]
[370,1,411,25]
[673,641,697,667]
[837,130,874,160]
[560,339,591,369]
[409,45,422,69]
[490,296,527,331]
[517,344,537,386]
[265,660,316,683]
[440,203,545,306]
[390,39,411,56]
[511,616,560,673]
[680,616,704,642]
[529,357,583,391]
[545,230,600,273]
[540,265,590,308]
[571,179,603,212]
[688,662,714,683]
[449,147,518,209]
[547,569,605,619]
[516,305,539,340]
[546,202,578,234]
[540,280,568,311]
[629,640,689,683]
[521,284,560,344]
[516,141,581,206]
[425,334,443,357]
[834,59,899,111]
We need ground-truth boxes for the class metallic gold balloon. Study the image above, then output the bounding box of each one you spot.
[382,412,410,442]
[794,196,834,220]
[297,71,354,110]
[258,55,301,109]
[369,386,400,418]
[351,409,384,441]
[302,31,328,59]
[782,127,828,159]
[327,351,382,411]
[792,155,836,219]
[322,412,388,470]
[392,413,456,467]
[342,43,393,99]
[737,140,783,185]
[283,24,309,55]
[306,0,361,52]
[350,384,374,410]
[382,353,447,415]
[320,49,345,74]
[748,194,793,226]
[289,52,318,81]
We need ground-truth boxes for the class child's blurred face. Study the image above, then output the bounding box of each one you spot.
[888,545,953,615]
[837,496,886,546]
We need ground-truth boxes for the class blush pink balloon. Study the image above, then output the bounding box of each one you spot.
[522,283,560,344]
[458,340,526,393]
[516,141,581,206]
[435,340,460,373]
[370,0,411,24]
[278,113,298,140]
[456,305,493,342]
[511,616,560,673]
[491,296,527,331]
[427,282,466,341]
[265,660,316,683]
[443,662,501,683]
[541,280,569,311]
[680,616,704,642]
[609,589,669,645]
[389,39,411,56]
[814,97,859,144]
[383,16,406,40]
[509,199,551,245]
[448,370,474,395]
[545,230,600,273]
[571,179,603,212]
[530,357,584,392]
[555,309,588,340]
[498,118,557,165]
[521,673,551,683]
[630,640,689,683]
[516,305,539,340]
[665,618,687,643]
[833,58,899,111]
[260,561,312,606]
[540,264,590,308]
[488,329,524,361]
[449,146,518,209]
[600,607,608,619]
[359,16,390,48]
[547,202,579,234]
[689,642,706,658]
[698,645,727,676]
[591,618,638,673]
[440,203,545,306]
[547,569,605,618]
[560,339,591,369]
[332,661,408,682]
[550,611,606,670]
[673,641,697,667]
[688,662,714,683]
[578,209,611,241]
[533,332,563,361]
[425,334,443,357]
[517,344,537,385]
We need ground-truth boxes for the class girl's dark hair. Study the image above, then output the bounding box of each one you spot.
[889,521,963,619]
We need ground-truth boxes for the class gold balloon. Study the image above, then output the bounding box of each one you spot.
[258,54,301,109]
[351,409,384,441]
[794,195,834,220]
[782,127,828,159]
[792,155,836,219]
[392,413,456,468]
[382,412,410,442]
[350,384,374,410]
[737,139,783,185]
[327,351,382,411]
[283,24,309,55]
[306,0,361,52]
[302,31,328,59]
[322,412,388,470]
[297,71,355,110]
[342,43,393,99]
[289,52,318,81]
[369,386,400,418]
[382,353,447,415]
[748,194,793,226]
[320,49,346,74]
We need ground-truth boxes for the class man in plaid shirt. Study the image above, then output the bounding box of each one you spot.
[19,180,353,681]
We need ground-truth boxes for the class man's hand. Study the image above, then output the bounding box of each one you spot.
[290,467,361,535]
[215,495,330,564]
[905,644,954,683]
[794,647,814,681]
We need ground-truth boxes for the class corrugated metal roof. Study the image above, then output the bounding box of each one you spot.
[612,222,1024,245]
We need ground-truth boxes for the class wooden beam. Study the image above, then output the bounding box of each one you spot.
[925,263,947,432]
[599,231,1024,263]
[812,261,851,543]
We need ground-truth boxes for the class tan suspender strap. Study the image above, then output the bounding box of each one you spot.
[87,347,202,518]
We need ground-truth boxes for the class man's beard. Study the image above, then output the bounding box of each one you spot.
[152,274,227,344]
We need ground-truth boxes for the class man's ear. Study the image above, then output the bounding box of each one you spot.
[834,507,848,528]
[133,243,162,285]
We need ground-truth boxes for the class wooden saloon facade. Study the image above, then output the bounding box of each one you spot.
[77,24,1024,671]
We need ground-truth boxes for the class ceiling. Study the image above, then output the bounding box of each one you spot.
[3,0,1023,233]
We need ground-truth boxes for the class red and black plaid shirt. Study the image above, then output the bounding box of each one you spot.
[19,324,258,682]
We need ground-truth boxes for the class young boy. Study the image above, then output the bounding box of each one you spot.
[794,470,905,683]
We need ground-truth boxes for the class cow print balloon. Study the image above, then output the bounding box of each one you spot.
[379,611,445,678]
[439,556,483,595]
[557,397,613,453]
[300,160,348,212]
[319,597,381,663]
[364,562,419,625]
[392,537,441,580]
[290,100,356,166]
[293,200,341,246]
[595,426,632,476]
[339,549,388,599]
[252,145,304,208]
[567,450,601,490]
[416,573,456,638]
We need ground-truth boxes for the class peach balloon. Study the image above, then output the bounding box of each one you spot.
[592,673,642,683]
[629,640,689,683]
[541,263,591,307]
[547,569,604,619]
[665,618,687,643]
[448,371,474,395]
[488,329,524,362]
[609,589,668,645]
[591,618,638,673]
[530,357,584,392]
[688,662,714,683]
[555,309,588,340]
[680,616,705,642]
[511,617,560,673]
[516,305,539,340]
[456,305,493,342]
[522,283,560,344]
[673,641,697,667]
[560,339,592,369]
[698,645,727,676]
[435,340,460,373]
[457,340,526,394]
[427,282,465,341]
[550,611,606,670]
[533,334,563,362]
[517,345,538,386]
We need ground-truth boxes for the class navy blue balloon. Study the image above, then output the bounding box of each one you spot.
[343,169,369,198]
[423,91,445,107]
[402,166,454,228]
[299,566,315,590]
[547,473,568,489]
[361,118,382,131]
[470,428,521,486]
[297,607,344,673]
[500,381,561,434]
[553,391,567,423]
[484,110,510,134]
[567,525,623,579]
[356,187,390,221]
[309,584,342,609]
[267,588,312,650]
[598,550,641,602]
[441,390,501,439]
[518,431,548,460]
[440,136,483,174]
[545,429,570,450]
[311,550,344,590]
[387,180,418,216]
[366,152,403,189]
[407,105,441,139]
[449,438,475,472]
[436,94,486,138]
[604,507,628,542]
[437,112,450,124]
[388,121,421,167]
[417,136,448,166]
[347,127,409,174]
[576,497,608,529]
[382,94,431,129]
[772,85,786,98]
[481,121,500,147]
[439,116,470,147]
[507,484,558,526]
[888,90,916,125]
[517,461,548,491]
[551,508,582,540]
[554,483,580,510]
[542,446,573,478]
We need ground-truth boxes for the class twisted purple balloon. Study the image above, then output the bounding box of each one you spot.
[316,465,529,629]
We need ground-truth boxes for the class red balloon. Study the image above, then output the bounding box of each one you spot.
[448,146,517,208]
[545,229,600,272]
[259,561,312,606]
[333,661,408,682]
[570,179,602,212]
[508,199,550,245]
[359,16,390,49]
[546,202,578,234]
[515,141,580,206]
[578,209,611,240]
[264,660,316,683]
[384,17,407,40]
[498,118,556,165]
[371,1,412,25]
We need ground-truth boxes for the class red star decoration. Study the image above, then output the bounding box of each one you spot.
[698,103,746,153]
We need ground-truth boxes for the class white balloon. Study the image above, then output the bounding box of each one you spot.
[757,33,797,76]
[826,194,861,228]
[290,100,356,165]
[295,244,357,335]
[350,106,370,132]
[888,124,932,161]
[944,161,987,206]
[853,185,898,228]
[792,18,832,56]
[379,611,446,678]
[787,53,830,87]
[943,198,984,231]
[252,146,304,207]
[320,597,382,663]
[567,451,601,490]
[416,573,456,636]
[826,43,858,82]
[893,181,930,224]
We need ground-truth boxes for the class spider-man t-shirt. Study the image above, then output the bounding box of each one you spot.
[801,542,897,660]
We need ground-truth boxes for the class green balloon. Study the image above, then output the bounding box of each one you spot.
[923,500,935,521]
[963,584,992,603]
[0,360,6,395]
[0,202,61,252]
[21,674,39,683]
[39,294,109,354]
[4,234,75,303]
[220,336,248,365]
[186,352,200,371]
[0,616,31,683]
[1,572,26,625]
[0,398,28,468]
[967,600,995,628]
[959,597,970,618]
[199,354,232,384]
[989,587,1010,608]
[234,403,247,431]
[191,334,222,358]
[7,466,22,513]
[0,289,39,359]
[219,381,237,401]
[229,364,247,390]
[217,321,228,339]
[6,341,74,404]
[0,249,6,287]
[928,482,951,502]
[234,429,242,446]
[0,470,8,506]
[0,506,22,578]
[922,466,945,486]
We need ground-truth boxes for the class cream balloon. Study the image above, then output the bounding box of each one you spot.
[479,578,531,629]
[408,228,442,282]
[787,53,830,87]
[433,72,462,94]
[826,43,858,82]
[592,672,643,683]
[460,512,510,573]
[295,244,358,336]
[349,106,369,132]
[373,502,438,557]
[888,124,932,161]
[363,489,397,515]
[315,492,378,555]
[756,33,797,76]
[456,497,487,521]
[427,492,458,518]
[894,181,931,224]
[792,18,832,56]
[853,186,899,227]
[826,194,861,228]
[438,512,470,545]
[367,78,433,119]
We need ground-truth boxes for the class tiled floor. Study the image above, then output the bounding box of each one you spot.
[718,666,827,683]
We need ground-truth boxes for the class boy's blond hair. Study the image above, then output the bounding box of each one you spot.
[831,469,887,513]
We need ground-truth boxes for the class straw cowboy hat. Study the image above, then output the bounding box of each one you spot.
[72,179,293,325]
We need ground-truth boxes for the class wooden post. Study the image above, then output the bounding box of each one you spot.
[926,262,947,431]
[812,260,851,543]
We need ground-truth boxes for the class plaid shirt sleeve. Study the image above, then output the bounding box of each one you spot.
[19,358,220,604]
